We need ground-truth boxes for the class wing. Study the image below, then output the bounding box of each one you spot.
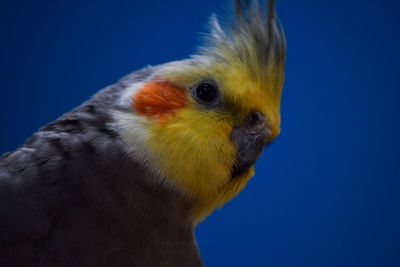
[0,67,153,264]
[0,66,202,266]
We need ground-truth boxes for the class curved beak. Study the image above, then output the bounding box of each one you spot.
[231,111,270,178]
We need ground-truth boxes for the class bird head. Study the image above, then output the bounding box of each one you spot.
[113,0,285,222]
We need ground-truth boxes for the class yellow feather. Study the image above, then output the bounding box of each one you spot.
[145,59,282,222]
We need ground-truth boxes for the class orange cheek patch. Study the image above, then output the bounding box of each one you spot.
[132,81,188,122]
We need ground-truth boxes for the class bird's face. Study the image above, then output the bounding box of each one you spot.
[113,0,285,221]
[114,58,282,221]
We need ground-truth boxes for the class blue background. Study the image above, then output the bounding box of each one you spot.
[1,0,399,266]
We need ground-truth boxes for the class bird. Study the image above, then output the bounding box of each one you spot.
[0,0,285,266]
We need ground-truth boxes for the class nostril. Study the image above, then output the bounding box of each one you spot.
[247,111,264,126]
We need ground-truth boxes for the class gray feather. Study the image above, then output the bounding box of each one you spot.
[0,67,202,267]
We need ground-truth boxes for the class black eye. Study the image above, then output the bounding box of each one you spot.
[193,82,219,106]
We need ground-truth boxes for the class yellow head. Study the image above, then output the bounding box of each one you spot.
[114,0,286,222]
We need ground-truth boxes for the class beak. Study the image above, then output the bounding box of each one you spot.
[230,111,270,178]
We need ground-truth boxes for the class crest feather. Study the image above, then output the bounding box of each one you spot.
[200,0,286,91]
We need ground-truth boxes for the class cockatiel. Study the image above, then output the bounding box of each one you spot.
[0,0,285,266]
